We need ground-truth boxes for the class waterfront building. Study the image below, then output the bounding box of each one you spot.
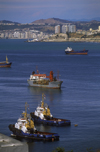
[25,31,28,39]
[33,33,37,39]
[8,33,13,39]
[14,32,20,38]
[0,33,4,38]
[98,26,100,31]
[71,25,76,32]
[20,33,25,39]
[5,32,9,38]
[62,25,69,34]
[55,25,60,34]
[68,25,76,33]
[62,24,76,33]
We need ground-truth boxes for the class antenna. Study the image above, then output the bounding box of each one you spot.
[57,70,59,80]
[36,66,39,74]
[41,93,46,108]
[6,55,8,63]
[25,102,28,115]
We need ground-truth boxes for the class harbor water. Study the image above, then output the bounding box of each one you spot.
[0,39,100,152]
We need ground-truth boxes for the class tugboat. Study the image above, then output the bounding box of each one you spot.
[65,47,88,55]
[0,56,12,67]
[27,70,63,89]
[30,94,71,126]
[9,102,59,141]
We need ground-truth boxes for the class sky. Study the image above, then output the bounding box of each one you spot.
[0,0,100,23]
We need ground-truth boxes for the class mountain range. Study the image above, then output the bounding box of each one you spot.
[1,18,100,25]
[31,17,100,25]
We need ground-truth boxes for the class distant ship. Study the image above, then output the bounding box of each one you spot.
[0,56,12,67]
[65,47,88,55]
[27,70,63,89]
[25,38,39,42]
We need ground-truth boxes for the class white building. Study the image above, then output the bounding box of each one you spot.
[25,31,29,39]
[68,25,76,33]
[62,24,76,33]
[55,25,60,34]
[62,25,69,34]
[98,26,100,31]
[14,32,20,38]
[0,33,4,38]
[20,33,25,39]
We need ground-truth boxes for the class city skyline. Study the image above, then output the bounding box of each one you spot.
[0,0,100,23]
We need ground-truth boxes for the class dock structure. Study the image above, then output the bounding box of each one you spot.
[0,133,28,152]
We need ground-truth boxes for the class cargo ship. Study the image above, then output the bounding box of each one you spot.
[65,47,88,55]
[27,70,63,89]
[9,102,59,141]
[0,56,12,67]
[30,94,71,126]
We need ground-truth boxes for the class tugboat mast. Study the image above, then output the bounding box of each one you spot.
[41,93,45,108]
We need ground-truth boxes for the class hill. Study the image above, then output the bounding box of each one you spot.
[32,18,73,25]
[31,18,100,25]
[31,18,100,30]
[0,20,19,24]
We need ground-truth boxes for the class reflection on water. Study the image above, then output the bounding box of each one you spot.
[35,124,52,132]
[28,86,62,102]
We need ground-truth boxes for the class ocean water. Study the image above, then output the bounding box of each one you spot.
[0,39,100,152]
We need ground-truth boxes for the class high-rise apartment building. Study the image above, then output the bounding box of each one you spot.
[55,25,60,34]
[62,24,76,33]
[62,25,69,34]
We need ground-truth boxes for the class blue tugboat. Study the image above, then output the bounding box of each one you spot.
[30,94,71,126]
[9,102,59,141]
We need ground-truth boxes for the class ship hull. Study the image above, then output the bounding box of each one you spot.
[9,124,59,141]
[30,113,71,126]
[0,62,12,67]
[27,79,63,89]
[65,50,88,55]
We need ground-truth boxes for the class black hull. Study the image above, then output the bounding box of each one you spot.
[9,124,59,142]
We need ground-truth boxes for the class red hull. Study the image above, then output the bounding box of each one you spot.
[67,52,88,55]
[65,50,88,55]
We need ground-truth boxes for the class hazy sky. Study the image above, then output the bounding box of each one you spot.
[0,0,100,23]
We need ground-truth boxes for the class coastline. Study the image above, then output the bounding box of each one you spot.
[41,33,100,43]
[43,37,100,43]
[1,37,100,43]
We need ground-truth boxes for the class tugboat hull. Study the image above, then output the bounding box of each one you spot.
[9,124,59,141]
[30,113,71,126]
